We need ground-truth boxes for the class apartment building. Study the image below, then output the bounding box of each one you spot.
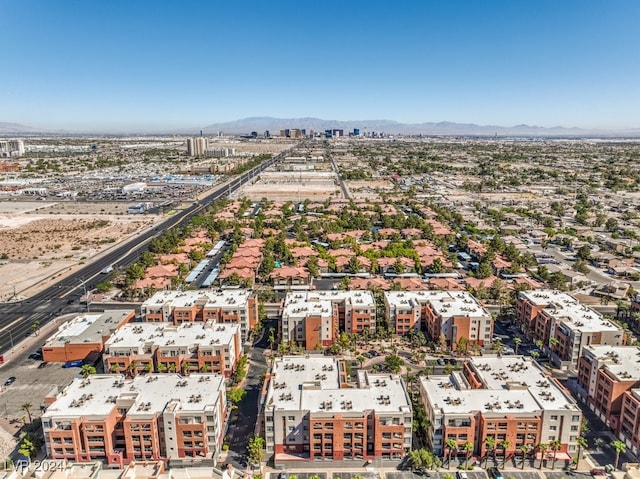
[385,291,492,348]
[0,139,24,157]
[262,356,412,466]
[576,345,640,430]
[103,322,241,378]
[42,310,135,362]
[281,291,376,349]
[42,374,227,467]
[619,388,640,456]
[141,289,258,341]
[418,356,582,461]
[516,290,623,370]
[186,137,207,157]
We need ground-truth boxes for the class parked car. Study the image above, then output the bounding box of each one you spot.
[62,360,83,368]
[4,376,16,386]
[38,362,48,369]
[590,469,606,476]
[28,352,42,360]
[456,472,468,479]
[488,467,504,479]
[278,473,288,479]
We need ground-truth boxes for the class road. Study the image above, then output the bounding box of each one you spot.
[325,142,350,200]
[0,147,295,356]
[225,320,272,470]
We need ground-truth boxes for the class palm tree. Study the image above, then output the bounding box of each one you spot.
[81,364,96,378]
[268,327,276,351]
[499,440,511,468]
[576,436,588,466]
[513,337,522,355]
[612,440,626,470]
[549,337,559,353]
[538,443,548,469]
[519,444,531,469]
[549,439,561,470]
[21,403,33,423]
[444,438,457,468]
[485,436,496,467]
[463,441,474,469]
[531,351,540,360]
[535,339,543,352]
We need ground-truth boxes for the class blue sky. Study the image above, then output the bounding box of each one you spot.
[2,0,639,131]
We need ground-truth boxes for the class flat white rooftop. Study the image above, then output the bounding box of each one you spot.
[45,310,134,348]
[143,289,252,309]
[267,356,410,414]
[283,290,375,319]
[420,356,579,415]
[385,290,489,318]
[104,322,239,352]
[522,290,620,334]
[43,374,224,419]
[583,345,640,382]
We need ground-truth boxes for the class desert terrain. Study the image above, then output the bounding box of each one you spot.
[0,201,160,300]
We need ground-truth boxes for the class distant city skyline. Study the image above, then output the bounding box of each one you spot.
[2,0,639,131]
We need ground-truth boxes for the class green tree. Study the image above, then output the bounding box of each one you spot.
[384,354,404,373]
[499,440,511,468]
[576,244,592,261]
[21,403,33,423]
[429,257,446,274]
[538,443,548,469]
[81,364,97,378]
[576,436,588,467]
[549,439,561,470]
[247,436,265,467]
[513,337,522,355]
[463,441,474,469]
[476,260,493,279]
[227,387,247,407]
[95,280,113,293]
[445,438,458,468]
[612,440,626,470]
[605,217,619,232]
[485,436,496,467]
[18,436,36,460]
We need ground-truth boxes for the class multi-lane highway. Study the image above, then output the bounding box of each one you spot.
[0,147,292,356]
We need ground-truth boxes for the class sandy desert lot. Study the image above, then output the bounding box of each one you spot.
[238,171,342,201]
[0,201,161,299]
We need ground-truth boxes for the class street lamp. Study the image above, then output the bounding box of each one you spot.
[77,278,89,312]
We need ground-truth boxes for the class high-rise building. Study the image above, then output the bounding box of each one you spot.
[0,139,25,157]
[186,137,208,156]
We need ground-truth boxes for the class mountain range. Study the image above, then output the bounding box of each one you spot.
[206,117,639,137]
[1,118,639,137]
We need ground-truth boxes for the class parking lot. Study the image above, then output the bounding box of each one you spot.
[0,347,81,421]
[387,472,488,479]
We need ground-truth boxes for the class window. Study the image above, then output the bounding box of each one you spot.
[572,415,580,422]
[288,416,295,421]
[550,415,558,420]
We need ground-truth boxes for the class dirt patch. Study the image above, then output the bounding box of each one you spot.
[0,201,161,299]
